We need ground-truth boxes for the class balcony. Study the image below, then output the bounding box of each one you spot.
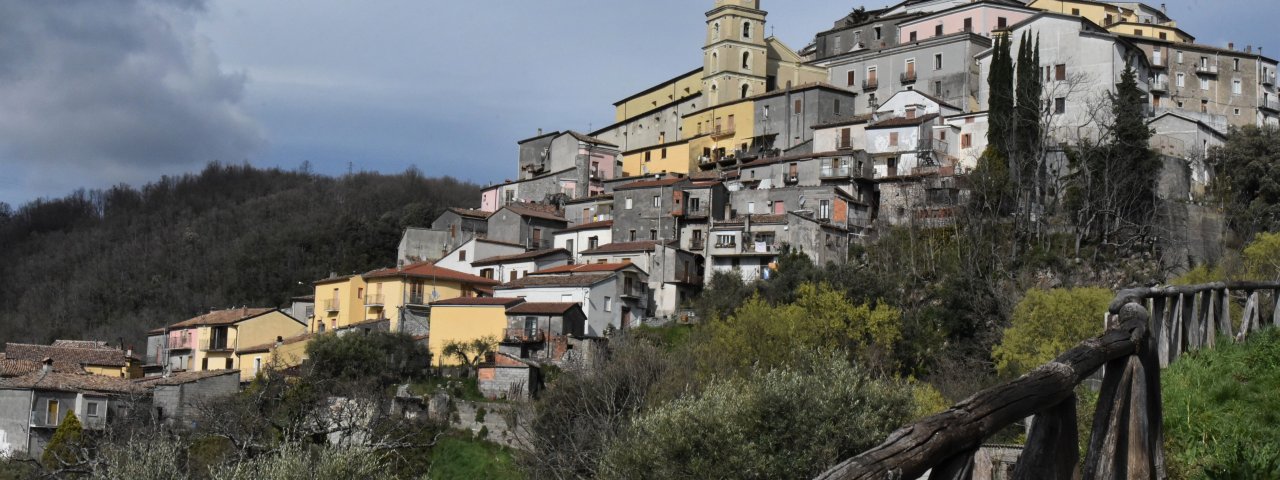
[711,125,736,139]
[739,241,780,255]
[1263,98,1280,112]
[837,140,855,150]
[589,170,602,180]
[821,165,852,179]
[685,206,709,219]
[1265,74,1276,87]
[918,138,949,160]
[783,174,800,185]
[862,78,879,91]
[689,238,706,251]
[503,328,545,344]
[1150,78,1168,92]
[199,338,232,353]
[526,238,554,250]
[324,299,340,313]
[620,282,645,299]
[405,293,429,307]
[364,294,385,308]
[900,71,917,84]
[1196,64,1219,75]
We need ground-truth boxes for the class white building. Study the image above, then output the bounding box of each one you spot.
[494,264,650,335]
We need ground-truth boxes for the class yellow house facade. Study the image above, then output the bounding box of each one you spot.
[312,274,367,334]
[165,308,306,375]
[427,297,525,367]
[311,262,502,335]
[684,98,757,167]
[621,139,696,177]
[236,333,313,382]
[614,69,703,124]
[1106,22,1193,43]
[1029,0,1134,26]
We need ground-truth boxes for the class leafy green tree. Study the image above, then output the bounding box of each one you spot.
[306,332,430,387]
[599,353,915,480]
[1210,126,1280,239]
[690,270,754,321]
[992,287,1111,376]
[42,411,84,469]
[1243,231,1280,280]
[1163,328,1280,478]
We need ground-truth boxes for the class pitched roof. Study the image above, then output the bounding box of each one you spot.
[169,308,278,329]
[506,303,581,316]
[364,261,501,285]
[471,248,571,267]
[716,214,790,226]
[431,297,527,307]
[530,263,634,275]
[4,343,134,367]
[565,131,618,148]
[496,274,614,289]
[51,340,112,350]
[613,177,686,191]
[812,114,875,130]
[500,203,568,223]
[237,333,316,355]
[133,369,240,387]
[866,113,941,129]
[449,207,493,220]
[564,194,614,205]
[0,371,145,395]
[580,241,669,255]
[558,220,613,233]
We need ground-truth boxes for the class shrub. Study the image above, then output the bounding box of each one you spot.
[992,287,1111,377]
[599,353,915,480]
[42,411,84,469]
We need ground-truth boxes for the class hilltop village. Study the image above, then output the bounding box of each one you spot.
[2,0,1277,464]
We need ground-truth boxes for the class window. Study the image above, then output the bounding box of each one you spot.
[1201,99,1209,113]
[1134,29,1144,36]
[652,195,660,207]
[650,230,658,240]
[1234,108,1242,116]
[1233,79,1242,95]
[644,151,651,163]
[588,236,599,249]
[1176,72,1185,87]
[847,70,856,86]
[762,105,769,119]
[1159,32,1167,40]
[1234,58,1241,71]
[874,26,882,40]
[1054,97,1066,114]
[819,199,831,219]
[1071,8,1080,15]
[742,51,750,69]
[458,250,466,261]
[1055,64,1066,81]
[741,84,749,99]
[909,31,917,42]
[225,358,233,369]
[998,17,1007,28]
[834,36,844,53]
[935,53,943,70]
[690,197,701,212]
[795,99,803,114]
[716,234,737,246]
[961,133,972,148]
[625,197,633,209]
[1176,51,1183,63]
[743,21,751,39]
[906,107,916,119]
[629,230,637,241]
[834,99,841,115]
[509,271,517,282]
[86,402,100,418]
[46,399,60,426]
[935,24,943,36]
[889,132,899,146]
[1153,50,1162,66]
[713,22,720,39]
[747,202,755,214]
[604,296,613,312]
[1104,14,1113,25]
[934,81,943,96]
[1199,76,1209,91]
[963,18,972,32]
[661,147,668,159]
[254,357,262,375]
[566,239,574,255]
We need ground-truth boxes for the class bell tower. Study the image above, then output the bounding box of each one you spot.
[703,0,768,106]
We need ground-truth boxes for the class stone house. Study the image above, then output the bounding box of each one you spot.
[134,369,240,426]
[577,242,703,319]
[819,31,992,115]
[495,264,649,334]
[751,83,861,155]
[0,367,146,459]
[496,303,588,364]
[486,203,569,250]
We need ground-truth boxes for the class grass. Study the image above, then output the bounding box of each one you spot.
[631,323,696,350]
[1162,328,1280,479]
[408,376,487,402]
[428,434,523,480]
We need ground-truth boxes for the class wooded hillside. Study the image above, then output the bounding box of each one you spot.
[0,163,478,348]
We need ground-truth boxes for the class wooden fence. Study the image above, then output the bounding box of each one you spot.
[815,281,1280,480]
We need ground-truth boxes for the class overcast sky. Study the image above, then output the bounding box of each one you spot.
[0,0,1268,206]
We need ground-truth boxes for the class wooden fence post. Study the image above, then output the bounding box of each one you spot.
[1012,394,1078,480]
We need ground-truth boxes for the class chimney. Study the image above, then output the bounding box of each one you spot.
[1229,42,1235,51]
[1160,3,1166,13]
[42,357,53,374]
[537,128,543,136]
[275,336,284,348]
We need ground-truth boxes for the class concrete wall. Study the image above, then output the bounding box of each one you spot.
[434,239,525,273]
[0,389,31,457]
[518,134,558,180]
[825,33,988,114]
[612,185,683,242]
[554,227,613,263]
[595,94,704,155]
[398,228,456,264]
[753,88,860,152]
[487,209,566,249]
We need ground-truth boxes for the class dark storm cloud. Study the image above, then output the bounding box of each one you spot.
[0,0,262,202]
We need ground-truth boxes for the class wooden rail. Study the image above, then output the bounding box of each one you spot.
[816,281,1280,479]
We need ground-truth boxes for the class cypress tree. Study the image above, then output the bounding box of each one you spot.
[1014,32,1043,181]
[987,33,1015,156]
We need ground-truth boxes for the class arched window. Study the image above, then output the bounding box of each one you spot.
[743,22,752,39]
[713,22,721,39]
[742,51,750,69]
[741,84,750,99]
[711,51,719,71]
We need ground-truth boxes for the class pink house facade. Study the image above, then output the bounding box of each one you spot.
[899,2,1038,43]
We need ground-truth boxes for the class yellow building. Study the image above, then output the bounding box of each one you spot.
[1029,0,1134,26]
[426,297,525,366]
[312,274,367,333]
[165,308,306,375]
[1105,22,1193,43]
[621,139,695,177]
[684,98,757,167]
[236,333,314,382]
[2,341,143,379]
[614,69,703,124]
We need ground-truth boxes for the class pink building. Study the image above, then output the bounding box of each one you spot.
[899,2,1038,43]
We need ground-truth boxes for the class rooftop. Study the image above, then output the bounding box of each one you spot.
[866,113,941,129]
[506,302,582,316]
[558,220,614,233]
[364,261,501,285]
[449,207,494,220]
[530,263,635,275]
[4,342,136,367]
[497,274,615,289]
[134,369,240,386]
[500,203,569,223]
[580,240,671,255]
[471,248,571,267]
[168,308,278,329]
[0,371,145,395]
[431,297,527,307]
[613,177,687,191]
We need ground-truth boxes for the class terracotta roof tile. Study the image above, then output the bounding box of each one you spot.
[449,207,493,220]
[4,343,134,368]
[566,131,618,148]
[506,303,581,316]
[431,297,526,307]
[866,113,940,129]
[559,220,613,233]
[364,261,501,285]
[237,333,315,355]
[0,371,145,395]
[169,308,277,329]
[51,340,112,350]
[496,274,614,289]
[471,249,571,267]
[580,241,670,255]
[530,263,633,275]
[614,177,686,191]
[500,203,568,222]
[134,369,240,386]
